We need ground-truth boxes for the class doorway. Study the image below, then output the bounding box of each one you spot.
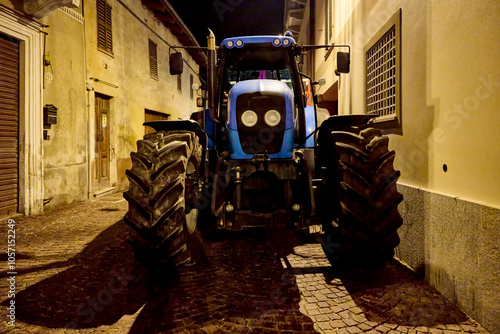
[94,94,111,190]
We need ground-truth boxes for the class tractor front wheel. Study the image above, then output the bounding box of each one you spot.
[321,126,403,265]
[123,130,203,267]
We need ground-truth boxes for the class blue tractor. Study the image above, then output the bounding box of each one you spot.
[123,32,403,267]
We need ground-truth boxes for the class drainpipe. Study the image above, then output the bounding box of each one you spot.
[82,0,92,199]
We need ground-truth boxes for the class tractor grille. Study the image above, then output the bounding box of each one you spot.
[236,92,286,155]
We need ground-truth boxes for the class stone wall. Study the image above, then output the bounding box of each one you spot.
[396,183,500,333]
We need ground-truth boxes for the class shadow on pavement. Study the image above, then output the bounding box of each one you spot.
[327,259,468,328]
[129,228,317,333]
[2,222,318,333]
[1,220,149,328]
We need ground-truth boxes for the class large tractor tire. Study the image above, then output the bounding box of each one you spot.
[123,130,203,267]
[321,126,403,265]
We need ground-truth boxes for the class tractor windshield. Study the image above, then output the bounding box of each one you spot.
[218,44,302,116]
[226,69,293,91]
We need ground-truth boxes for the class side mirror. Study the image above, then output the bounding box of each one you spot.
[336,51,350,73]
[170,52,183,75]
[313,78,326,87]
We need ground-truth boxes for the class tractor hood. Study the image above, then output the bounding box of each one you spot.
[226,79,295,159]
[226,80,295,130]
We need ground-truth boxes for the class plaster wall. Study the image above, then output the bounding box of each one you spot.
[327,0,500,206]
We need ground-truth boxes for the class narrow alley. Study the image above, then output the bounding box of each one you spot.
[0,194,489,334]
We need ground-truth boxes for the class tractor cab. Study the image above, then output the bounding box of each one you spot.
[216,36,309,160]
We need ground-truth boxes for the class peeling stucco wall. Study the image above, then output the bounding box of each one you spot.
[40,8,88,209]
[84,0,201,193]
[28,0,201,210]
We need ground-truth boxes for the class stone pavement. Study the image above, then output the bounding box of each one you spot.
[0,193,490,334]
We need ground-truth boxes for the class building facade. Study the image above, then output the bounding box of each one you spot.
[0,0,203,215]
[285,0,500,332]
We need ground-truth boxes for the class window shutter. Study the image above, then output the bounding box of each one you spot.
[149,39,158,79]
[105,3,112,52]
[97,0,112,53]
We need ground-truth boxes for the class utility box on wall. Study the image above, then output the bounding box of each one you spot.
[43,104,58,125]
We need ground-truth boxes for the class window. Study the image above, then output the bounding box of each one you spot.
[149,39,158,79]
[190,74,194,99]
[177,74,182,93]
[365,9,401,126]
[97,0,112,54]
[325,0,334,44]
[144,109,170,135]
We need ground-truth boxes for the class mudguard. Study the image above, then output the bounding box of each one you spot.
[319,114,376,130]
[143,120,209,177]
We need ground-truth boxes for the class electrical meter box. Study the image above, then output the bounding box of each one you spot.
[43,104,58,125]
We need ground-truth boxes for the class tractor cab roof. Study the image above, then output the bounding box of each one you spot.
[221,35,296,49]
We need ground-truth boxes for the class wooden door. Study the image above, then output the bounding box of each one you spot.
[0,34,20,217]
[94,95,110,189]
[144,109,170,135]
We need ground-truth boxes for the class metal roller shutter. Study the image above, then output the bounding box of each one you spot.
[0,33,20,217]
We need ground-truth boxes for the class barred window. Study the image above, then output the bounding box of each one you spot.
[366,27,396,117]
[365,9,401,126]
[149,39,158,79]
[97,0,112,54]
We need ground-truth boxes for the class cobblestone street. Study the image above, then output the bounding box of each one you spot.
[0,194,490,334]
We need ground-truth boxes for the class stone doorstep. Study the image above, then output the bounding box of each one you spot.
[93,187,118,198]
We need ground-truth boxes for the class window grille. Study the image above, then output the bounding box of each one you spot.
[366,26,396,117]
[364,9,401,125]
[177,74,182,93]
[97,0,112,53]
[149,39,158,79]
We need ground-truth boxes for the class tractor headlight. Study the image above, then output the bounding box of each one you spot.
[264,109,281,127]
[241,110,258,127]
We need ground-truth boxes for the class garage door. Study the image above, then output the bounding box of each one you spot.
[0,33,20,217]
